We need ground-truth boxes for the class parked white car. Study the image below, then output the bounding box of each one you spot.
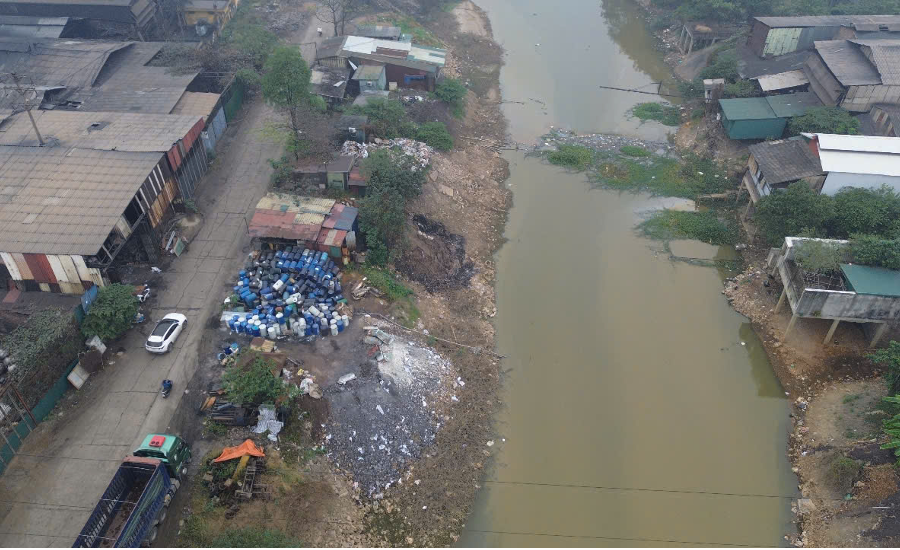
[145,313,187,353]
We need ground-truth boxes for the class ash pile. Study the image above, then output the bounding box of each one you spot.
[324,319,460,498]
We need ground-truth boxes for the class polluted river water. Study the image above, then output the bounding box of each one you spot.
[459,0,798,546]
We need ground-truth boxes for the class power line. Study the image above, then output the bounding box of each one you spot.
[599,83,685,99]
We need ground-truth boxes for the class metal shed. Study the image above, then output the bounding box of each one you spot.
[841,263,900,296]
[719,98,785,139]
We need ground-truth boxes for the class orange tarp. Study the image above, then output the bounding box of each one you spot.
[212,439,265,463]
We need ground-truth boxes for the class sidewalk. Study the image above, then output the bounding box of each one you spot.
[0,98,283,547]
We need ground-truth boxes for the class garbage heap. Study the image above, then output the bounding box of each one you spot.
[340,138,433,169]
[226,247,350,339]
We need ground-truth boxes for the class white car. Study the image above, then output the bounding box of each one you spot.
[145,313,187,353]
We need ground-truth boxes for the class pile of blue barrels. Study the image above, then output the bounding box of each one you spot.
[227,247,349,339]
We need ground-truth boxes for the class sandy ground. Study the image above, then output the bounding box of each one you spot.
[452,1,488,37]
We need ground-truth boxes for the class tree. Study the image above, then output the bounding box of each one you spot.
[352,98,416,138]
[870,341,900,395]
[828,186,900,237]
[223,353,286,405]
[849,235,900,270]
[81,284,138,341]
[362,149,427,199]
[416,121,453,151]
[755,181,834,245]
[262,46,314,136]
[435,78,467,104]
[787,107,860,136]
[359,187,407,264]
[316,0,366,36]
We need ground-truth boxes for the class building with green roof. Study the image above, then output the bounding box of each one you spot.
[719,92,821,140]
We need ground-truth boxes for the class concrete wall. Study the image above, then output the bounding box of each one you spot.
[821,172,900,195]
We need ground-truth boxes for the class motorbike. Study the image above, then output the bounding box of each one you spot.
[161,379,173,398]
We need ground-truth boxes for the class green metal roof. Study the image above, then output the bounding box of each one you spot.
[718,98,778,121]
[840,263,900,297]
[765,92,821,118]
[352,64,385,80]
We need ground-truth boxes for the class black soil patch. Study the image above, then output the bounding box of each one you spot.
[848,442,896,466]
[864,490,900,543]
[396,215,474,293]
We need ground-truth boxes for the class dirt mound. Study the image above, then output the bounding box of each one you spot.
[396,215,474,293]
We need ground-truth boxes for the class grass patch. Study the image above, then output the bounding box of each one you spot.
[843,394,862,404]
[825,455,862,493]
[632,102,681,126]
[363,266,420,327]
[591,153,731,200]
[547,145,596,170]
[204,420,228,437]
[639,210,738,245]
[620,145,651,157]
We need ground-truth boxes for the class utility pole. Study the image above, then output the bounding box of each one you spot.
[9,73,44,146]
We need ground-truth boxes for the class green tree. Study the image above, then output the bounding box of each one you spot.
[221,8,279,69]
[80,284,138,341]
[881,395,900,465]
[698,52,740,81]
[352,98,417,138]
[416,121,454,151]
[787,107,860,136]
[434,77,467,117]
[723,80,759,98]
[262,46,313,134]
[755,181,834,245]
[870,341,900,395]
[828,186,900,237]
[850,235,900,270]
[362,149,427,200]
[222,353,286,405]
[359,187,407,265]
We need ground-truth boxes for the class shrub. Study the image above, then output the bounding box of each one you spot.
[828,186,900,237]
[639,210,738,245]
[211,527,302,547]
[723,80,758,98]
[547,145,595,170]
[793,238,849,273]
[698,51,739,82]
[881,395,900,465]
[850,235,900,270]
[788,106,861,136]
[631,102,681,126]
[416,121,454,151]
[620,145,651,157]
[434,78,467,105]
[81,284,138,341]
[824,455,862,493]
[869,341,900,395]
[222,353,286,405]
[679,79,705,99]
[755,181,834,245]
[351,98,416,139]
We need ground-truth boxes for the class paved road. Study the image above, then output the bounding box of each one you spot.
[0,97,282,547]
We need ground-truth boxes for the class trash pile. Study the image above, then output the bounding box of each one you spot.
[323,319,459,497]
[340,138,433,169]
[224,247,352,340]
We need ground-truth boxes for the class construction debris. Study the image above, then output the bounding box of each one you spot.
[340,138,434,169]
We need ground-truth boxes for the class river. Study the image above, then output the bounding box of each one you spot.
[459,0,798,546]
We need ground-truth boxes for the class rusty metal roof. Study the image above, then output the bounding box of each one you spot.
[0,146,162,255]
[321,203,358,231]
[249,193,336,241]
[0,110,203,151]
[170,91,220,118]
[316,227,347,248]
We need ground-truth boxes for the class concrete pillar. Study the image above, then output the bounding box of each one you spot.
[774,288,787,314]
[824,319,840,345]
[784,312,799,340]
[870,323,889,348]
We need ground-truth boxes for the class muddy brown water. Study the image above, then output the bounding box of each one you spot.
[460,0,797,546]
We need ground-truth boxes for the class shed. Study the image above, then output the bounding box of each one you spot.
[352,63,386,91]
[764,91,821,117]
[754,69,809,92]
[748,15,900,58]
[355,25,401,41]
[294,154,356,190]
[248,193,336,246]
[742,139,824,203]
[718,97,785,139]
[841,263,900,297]
[310,66,351,105]
[348,167,366,195]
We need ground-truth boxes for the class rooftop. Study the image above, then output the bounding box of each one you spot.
[0,110,203,151]
[170,91,220,117]
[248,193,336,241]
[748,139,823,184]
[764,91,821,117]
[849,39,900,85]
[310,66,351,99]
[754,69,809,92]
[0,146,162,255]
[354,25,402,40]
[0,16,70,40]
[316,35,446,71]
[813,40,882,86]
[737,41,809,79]
[718,97,777,120]
[754,15,900,29]
[808,132,900,176]
[841,263,900,297]
[352,64,385,80]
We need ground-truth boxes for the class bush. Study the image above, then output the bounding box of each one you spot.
[788,107,860,136]
[723,80,758,98]
[793,239,849,273]
[828,186,900,237]
[222,353,286,405]
[869,341,900,396]
[351,98,416,139]
[631,102,681,126]
[639,210,738,245]
[620,145,651,157]
[850,235,900,270]
[81,284,138,341]
[824,455,862,493]
[881,395,900,465]
[547,145,595,170]
[434,78,467,105]
[211,527,301,547]
[698,51,739,82]
[755,181,834,245]
[679,79,705,99]
[363,266,414,301]
[416,121,453,151]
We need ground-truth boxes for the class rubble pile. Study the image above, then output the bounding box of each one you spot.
[324,319,459,497]
[340,138,434,169]
[224,246,351,341]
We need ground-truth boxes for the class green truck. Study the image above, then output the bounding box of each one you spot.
[74,434,191,547]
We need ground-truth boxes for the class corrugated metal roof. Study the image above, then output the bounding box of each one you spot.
[0,110,203,151]
[755,69,809,91]
[813,40,881,86]
[322,203,358,230]
[0,146,162,255]
[748,139,823,184]
[355,25,402,40]
[755,15,900,29]
[310,66,351,99]
[352,64,385,80]
[344,36,411,55]
[765,91,821,117]
[849,39,900,85]
[0,15,69,40]
[316,36,346,60]
[840,263,900,297]
[317,227,347,248]
[718,97,778,120]
[170,91,220,117]
[811,133,900,176]
[318,35,446,71]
